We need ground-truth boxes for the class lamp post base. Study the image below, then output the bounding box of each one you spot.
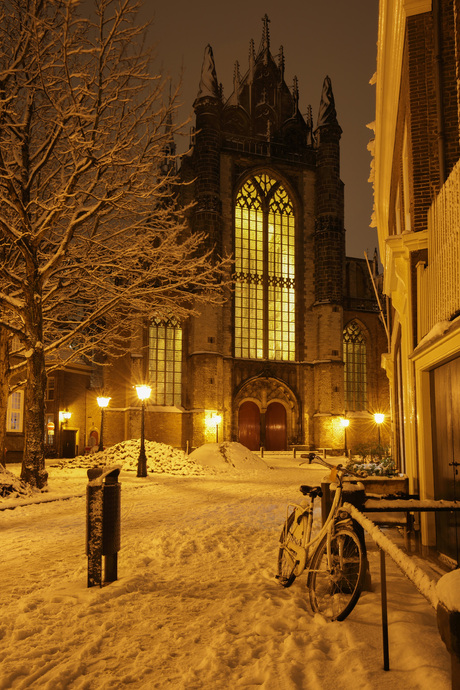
[137,449,147,477]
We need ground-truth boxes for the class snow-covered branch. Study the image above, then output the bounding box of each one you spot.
[0,0,230,488]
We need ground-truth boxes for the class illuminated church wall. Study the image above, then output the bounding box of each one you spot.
[167,16,389,453]
[84,17,388,457]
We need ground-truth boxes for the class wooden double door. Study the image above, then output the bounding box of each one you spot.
[431,357,460,565]
[238,401,287,451]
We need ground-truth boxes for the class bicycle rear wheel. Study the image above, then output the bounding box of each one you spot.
[277,510,301,587]
[308,528,364,621]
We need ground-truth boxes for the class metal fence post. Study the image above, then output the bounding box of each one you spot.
[380,547,390,671]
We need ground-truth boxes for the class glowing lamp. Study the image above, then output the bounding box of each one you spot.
[374,413,385,445]
[340,417,349,455]
[206,413,222,442]
[136,386,151,477]
[136,385,152,401]
[96,396,110,452]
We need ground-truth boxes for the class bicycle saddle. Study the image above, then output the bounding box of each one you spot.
[299,485,323,498]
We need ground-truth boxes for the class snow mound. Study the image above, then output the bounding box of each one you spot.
[188,442,269,471]
[57,439,208,476]
[0,466,33,498]
[436,570,460,612]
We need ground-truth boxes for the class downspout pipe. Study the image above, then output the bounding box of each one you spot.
[433,0,447,185]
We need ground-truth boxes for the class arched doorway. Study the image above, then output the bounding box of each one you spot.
[238,401,260,451]
[266,402,287,450]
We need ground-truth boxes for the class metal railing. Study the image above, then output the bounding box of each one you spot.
[418,159,460,339]
[343,500,460,678]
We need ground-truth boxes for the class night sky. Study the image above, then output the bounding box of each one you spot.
[143,1,379,259]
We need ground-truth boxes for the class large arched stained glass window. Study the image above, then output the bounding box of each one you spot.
[234,174,295,361]
[343,320,367,411]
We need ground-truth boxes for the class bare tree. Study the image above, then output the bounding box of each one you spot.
[0,0,229,488]
[0,326,10,467]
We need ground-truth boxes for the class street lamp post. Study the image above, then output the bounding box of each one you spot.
[96,397,111,452]
[136,385,151,477]
[58,410,71,457]
[206,413,222,443]
[374,413,385,446]
[340,417,350,456]
[214,414,222,443]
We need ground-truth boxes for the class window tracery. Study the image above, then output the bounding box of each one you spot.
[343,321,367,411]
[234,174,295,360]
[148,318,182,406]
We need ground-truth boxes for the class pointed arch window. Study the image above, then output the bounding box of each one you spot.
[343,321,367,411]
[148,318,182,406]
[234,174,295,360]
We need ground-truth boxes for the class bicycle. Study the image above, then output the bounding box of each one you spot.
[276,452,366,621]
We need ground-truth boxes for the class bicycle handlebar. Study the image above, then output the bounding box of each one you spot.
[300,453,366,479]
[300,453,335,469]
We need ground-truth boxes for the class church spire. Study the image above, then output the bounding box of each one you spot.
[306,104,313,146]
[159,85,176,176]
[196,44,220,100]
[233,60,241,103]
[316,75,339,128]
[292,75,299,114]
[261,14,270,64]
[248,38,255,82]
[278,45,285,80]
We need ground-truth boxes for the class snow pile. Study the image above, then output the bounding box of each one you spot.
[188,442,269,471]
[0,465,32,498]
[56,440,268,476]
[57,439,207,476]
[436,570,460,612]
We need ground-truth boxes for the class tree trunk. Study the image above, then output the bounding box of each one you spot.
[20,287,48,489]
[20,344,48,488]
[0,326,9,467]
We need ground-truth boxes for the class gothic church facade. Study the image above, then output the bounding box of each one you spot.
[126,17,389,454]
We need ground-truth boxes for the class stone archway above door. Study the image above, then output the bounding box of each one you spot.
[234,376,297,410]
[234,375,298,450]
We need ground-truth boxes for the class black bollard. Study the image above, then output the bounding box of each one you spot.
[86,467,121,587]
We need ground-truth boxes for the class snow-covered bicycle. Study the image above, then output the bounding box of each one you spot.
[276,453,366,621]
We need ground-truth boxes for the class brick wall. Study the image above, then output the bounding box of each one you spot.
[439,0,460,175]
[405,4,460,234]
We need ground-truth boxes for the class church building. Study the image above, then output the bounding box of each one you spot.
[117,16,388,454]
[5,17,389,461]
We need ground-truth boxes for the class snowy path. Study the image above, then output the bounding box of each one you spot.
[0,461,451,689]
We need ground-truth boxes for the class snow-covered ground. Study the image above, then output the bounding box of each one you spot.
[0,443,453,689]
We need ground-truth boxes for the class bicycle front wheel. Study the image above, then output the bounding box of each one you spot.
[277,510,301,588]
[308,528,364,621]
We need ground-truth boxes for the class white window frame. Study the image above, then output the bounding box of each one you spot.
[6,390,24,433]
